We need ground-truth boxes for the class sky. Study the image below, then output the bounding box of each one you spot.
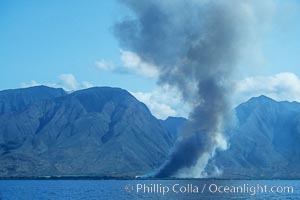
[1,0,300,119]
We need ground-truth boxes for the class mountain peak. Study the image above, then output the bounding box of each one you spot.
[0,85,172,177]
[76,86,132,96]
[248,95,275,103]
[72,86,136,102]
[1,85,66,95]
[208,94,300,179]
[237,95,276,110]
[0,86,67,114]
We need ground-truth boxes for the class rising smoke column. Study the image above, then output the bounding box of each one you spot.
[114,0,273,178]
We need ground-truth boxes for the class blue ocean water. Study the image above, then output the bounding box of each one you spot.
[0,180,299,200]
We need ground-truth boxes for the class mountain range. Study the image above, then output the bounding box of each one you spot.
[206,95,300,178]
[0,86,300,178]
[0,86,180,177]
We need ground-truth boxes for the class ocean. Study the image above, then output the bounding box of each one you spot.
[0,179,299,199]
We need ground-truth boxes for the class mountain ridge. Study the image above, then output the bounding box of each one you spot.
[0,86,174,177]
[206,95,300,178]
[1,86,300,178]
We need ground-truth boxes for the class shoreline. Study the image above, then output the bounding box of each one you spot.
[0,176,299,181]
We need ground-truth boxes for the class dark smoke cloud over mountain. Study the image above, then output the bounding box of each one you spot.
[114,0,274,178]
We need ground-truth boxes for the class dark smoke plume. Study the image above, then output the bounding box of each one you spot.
[114,0,273,177]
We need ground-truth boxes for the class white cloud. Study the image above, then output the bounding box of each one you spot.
[133,72,300,119]
[58,74,79,91]
[21,80,40,88]
[58,74,93,91]
[120,49,159,78]
[21,72,300,120]
[95,59,115,71]
[131,85,190,119]
[132,91,176,119]
[94,50,159,78]
[234,72,300,105]
[21,74,93,92]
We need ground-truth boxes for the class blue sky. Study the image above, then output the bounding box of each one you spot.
[260,0,300,76]
[0,0,156,91]
[1,0,300,118]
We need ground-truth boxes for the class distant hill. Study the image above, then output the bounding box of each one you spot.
[1,86,300,179]
[0,86,173,177]
[0,86,66,115]
[159,116,187,141]
[206,95,300,178]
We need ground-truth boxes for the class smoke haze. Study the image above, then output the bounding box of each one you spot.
[114,0,275,178]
